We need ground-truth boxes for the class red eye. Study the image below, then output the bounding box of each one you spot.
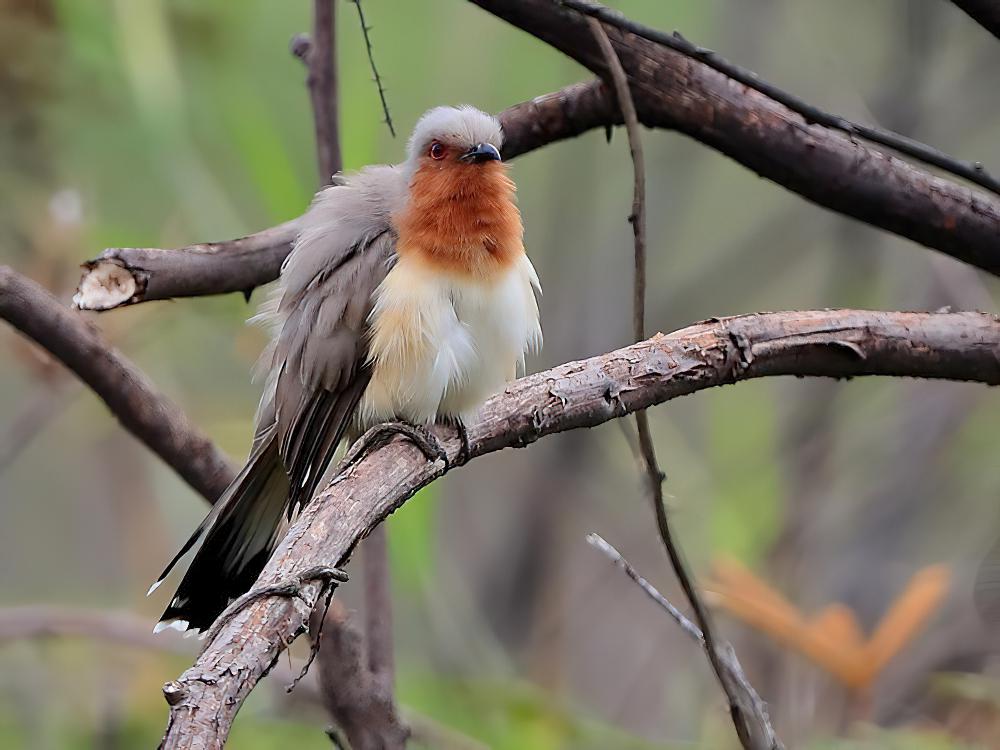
[429,141,445,160]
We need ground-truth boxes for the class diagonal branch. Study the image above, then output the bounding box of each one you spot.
[949,0,1000,40]
[467,0,1000,276]
[566,0,1000,195]
[0,266,235,502]
[586,534,783,750]
[158,309,1000,748]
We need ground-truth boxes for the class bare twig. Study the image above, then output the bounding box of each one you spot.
[159,309,1000,748]
[0,267,235,503]
[348,0,395,137]
[948,0,1000,40]
[590,18,775,749]
[586,534,783,750]
[294,0,343,184]
[565,0,1000,195]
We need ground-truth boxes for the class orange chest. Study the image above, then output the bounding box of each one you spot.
[393,161,524,280]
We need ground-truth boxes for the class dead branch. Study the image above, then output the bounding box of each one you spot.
[0,267,234,502]
[949,0,1000,39]
[72,218,301,312]
[586,534,783,750]
[589,17,774,749]
[159,309,1000,749]
[75,62,1000,313]
[70,84,614,312]
[566,0,1000,195]
[294,0,342,185]
[468,0,1000,276]
[310,600,410,750]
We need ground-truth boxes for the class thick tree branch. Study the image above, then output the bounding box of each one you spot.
[468,0,1000,276]
[76,61,1000,313]
[0,267,234,502]
[565,0,1000,194]
[159,309,1000,749]
[949,0,1000,40]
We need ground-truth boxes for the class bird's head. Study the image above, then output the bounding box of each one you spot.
[404,105,504,178]
[397,105,521,279]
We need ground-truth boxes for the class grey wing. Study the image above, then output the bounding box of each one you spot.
[269,227,395,518]
[255,166,405,517]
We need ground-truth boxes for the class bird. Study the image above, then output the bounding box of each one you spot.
[150,105,542,633]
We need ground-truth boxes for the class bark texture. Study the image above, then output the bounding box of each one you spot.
[159,309,1000,749]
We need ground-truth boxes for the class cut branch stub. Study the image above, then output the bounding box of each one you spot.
[73,218,301,311]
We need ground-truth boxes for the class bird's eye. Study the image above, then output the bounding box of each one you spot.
[429,141,446,160]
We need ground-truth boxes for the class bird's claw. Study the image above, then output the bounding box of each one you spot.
[342,421,450,472]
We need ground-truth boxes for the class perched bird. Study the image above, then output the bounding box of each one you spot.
[151,106,542,633]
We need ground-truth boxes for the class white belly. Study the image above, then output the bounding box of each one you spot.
[358,254,541,426]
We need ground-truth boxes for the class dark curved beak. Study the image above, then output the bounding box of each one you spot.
[460,142,502,163]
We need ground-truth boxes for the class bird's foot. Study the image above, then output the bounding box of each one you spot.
[454,420,471,466]
[341,421,449,474]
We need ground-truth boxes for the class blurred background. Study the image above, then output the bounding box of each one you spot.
[2,0,1000,747]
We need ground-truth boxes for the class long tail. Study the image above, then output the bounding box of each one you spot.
[150,427,290,634]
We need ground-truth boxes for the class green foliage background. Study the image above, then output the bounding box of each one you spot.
[1,1,999,748]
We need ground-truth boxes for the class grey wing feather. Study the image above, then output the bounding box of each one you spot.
[255,164,405,516]
[153,165,405,632]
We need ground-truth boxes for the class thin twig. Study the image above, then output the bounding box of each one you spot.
[586,534,784,749]
[296,0,343,183]
[348,0,395,137]
[589,18,776,749]
[565,0,1000,195]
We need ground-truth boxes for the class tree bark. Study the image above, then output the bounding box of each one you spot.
[158,309,1000,749]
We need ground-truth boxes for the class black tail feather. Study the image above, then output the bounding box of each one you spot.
[153,428,290,633]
